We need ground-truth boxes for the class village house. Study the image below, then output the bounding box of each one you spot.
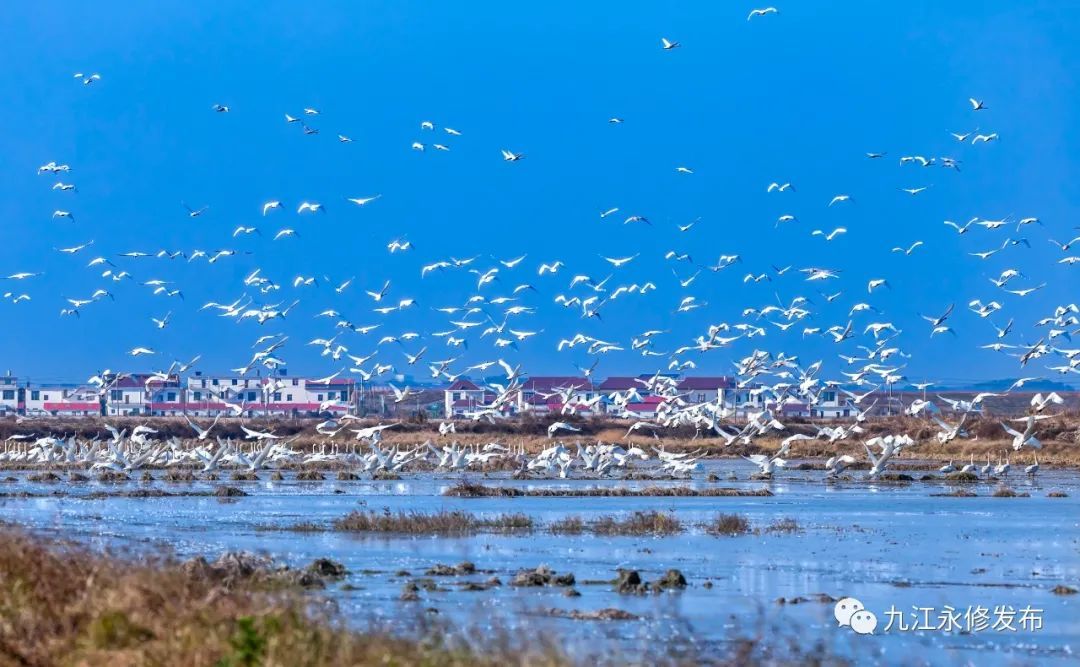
[24,384,102,417]
[0,375,20,415]
[597,375,660,417]
[104,376,156,416]
[811,387,854,418]
[443,379,491,418]
[146,374,185,416]
[676,376,737,404]
[182,372,358,417]
[517,376,598,415]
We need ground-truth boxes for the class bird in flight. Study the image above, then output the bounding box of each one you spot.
[747,7,778,20]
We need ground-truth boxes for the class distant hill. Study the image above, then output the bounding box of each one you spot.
[900,378,1076,392]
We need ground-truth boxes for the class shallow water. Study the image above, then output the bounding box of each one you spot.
[3,460,1078,665]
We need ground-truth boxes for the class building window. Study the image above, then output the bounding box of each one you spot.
[166,392,176,401]
[111,390,122,401]
[193,391,201,401]
[30,390,39,401]
[292,379,298,386]
[273,392,281,401]
[286,394,293,401]
[231,379,238,386]
[247,391,257,401]
[317,394,323,401]
[697,393,706,402]
[212,379,219,386]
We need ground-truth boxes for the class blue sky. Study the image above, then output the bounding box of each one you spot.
[1,1,1077,384]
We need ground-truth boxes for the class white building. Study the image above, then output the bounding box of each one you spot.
[0,375,19,414]
[183,372,356,417]
[24,384,101,417]
[811,388,854,418]
[444,379,491,418]
[517,376,597,415]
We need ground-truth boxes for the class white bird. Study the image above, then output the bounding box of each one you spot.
[347,195,381,207]
[1030,392,1063,412]
[660,38,680,50]
[812,227,847,242]
[602,254,639,268]
[547,421,581,438]
[891,241,924,255]
[1001,415,1044,451]
[297,202,325,214]
[183,203,209,217]
[747,7,778,20]
[825,454,857,477]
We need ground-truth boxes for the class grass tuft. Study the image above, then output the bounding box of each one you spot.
[591,511,683,536]
[331,509,532,534]
[766,517,800,533]
[708,513,751,536]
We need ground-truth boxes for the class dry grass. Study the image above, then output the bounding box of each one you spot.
[5,411,1080,466]
[331,509,533,534]
[444,481,772,498]
[991,487,1031,498]
[591,511,683,536]
[548,516,586,534]
[0,524,569,667]
[707,514,751,536]
[765,518,800,533]
[329,510,681,536]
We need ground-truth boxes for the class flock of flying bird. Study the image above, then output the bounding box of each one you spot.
[0,383,1052,480]
[4,12,1077,483]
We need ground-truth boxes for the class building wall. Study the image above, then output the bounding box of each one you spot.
[0,376,19,413]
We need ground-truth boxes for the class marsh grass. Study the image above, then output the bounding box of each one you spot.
[708,513,751,536]
[0,524,569,667]
[332,509,533,534]
[591,511,683,536]
[932,488,978,497]
[991,487,1031,498]
[321,509,814,538]
[444,481,771,498]
[765,517,800,533]
[548,516,586,534]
